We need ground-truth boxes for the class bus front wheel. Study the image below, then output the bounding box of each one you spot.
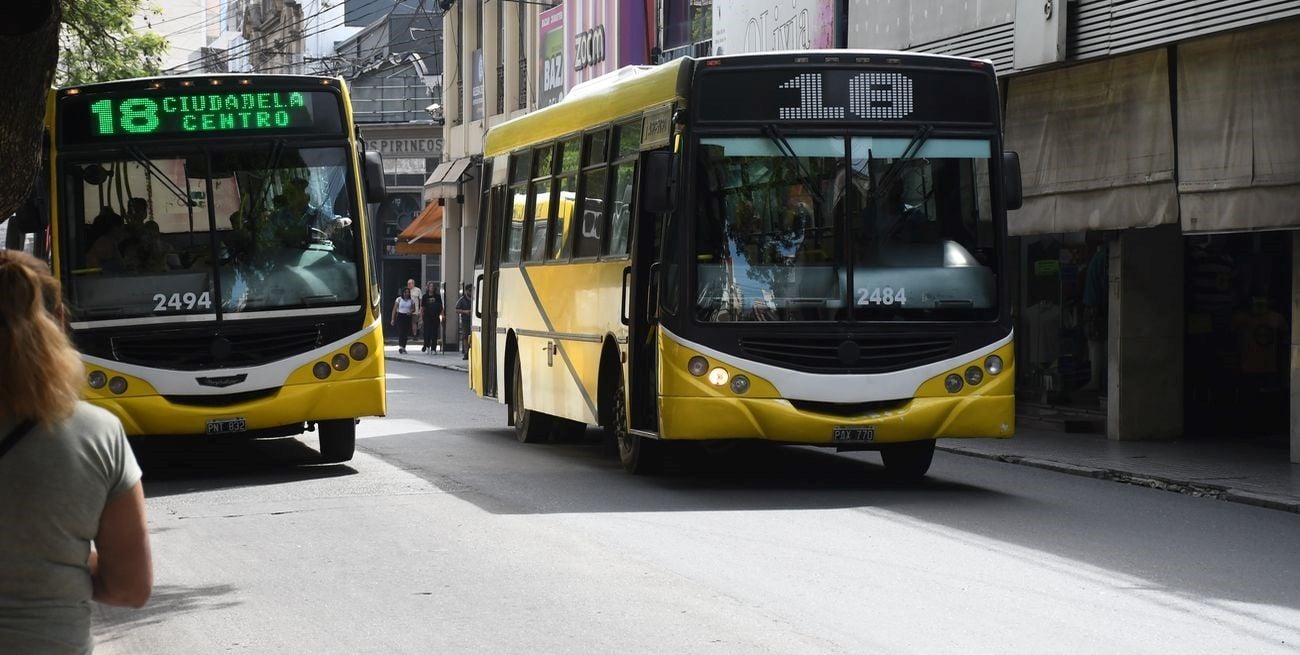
[512,357,552,443]
[879,439,935,481]
[612,373,660,474]
[318,419,356,463]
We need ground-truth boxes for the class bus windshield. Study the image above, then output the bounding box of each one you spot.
[694,135,997,322]
[61,144,360,322]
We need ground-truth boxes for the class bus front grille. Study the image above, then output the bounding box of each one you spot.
[111,326,324,370]
[738,333,955,374]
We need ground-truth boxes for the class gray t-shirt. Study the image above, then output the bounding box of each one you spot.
[0,402,142,655]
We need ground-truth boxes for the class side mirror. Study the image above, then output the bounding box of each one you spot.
[641,150,676,213]
[363,150,387,203]
[1002,151,1023,211]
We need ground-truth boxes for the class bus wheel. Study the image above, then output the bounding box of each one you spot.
[512,357,552,443]
[879,439,935,481]
[613,373,660,474]
[318,419,356,463]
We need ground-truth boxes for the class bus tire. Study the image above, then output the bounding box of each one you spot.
[879,439,935,481]
[512,356,552,443]
[613,373,660,474]
[318,419,356,463]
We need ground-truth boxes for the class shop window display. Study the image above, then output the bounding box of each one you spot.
[1184,233,1291,440]
[1017,233,1110,418]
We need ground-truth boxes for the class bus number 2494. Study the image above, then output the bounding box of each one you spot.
[153,291,213,312]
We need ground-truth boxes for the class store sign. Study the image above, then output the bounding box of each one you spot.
[539,5,566,108]
[573,26,607,71]
[371,137,443,158]
[712,0,836,56]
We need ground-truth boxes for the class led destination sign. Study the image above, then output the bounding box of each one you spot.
[694,68,997,125]
[61,88,345,143]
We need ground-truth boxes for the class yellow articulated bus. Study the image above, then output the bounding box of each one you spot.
[29,74,389,462]
[470,51,1023,477]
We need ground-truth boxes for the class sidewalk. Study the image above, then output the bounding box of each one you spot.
[381,343,1299,513]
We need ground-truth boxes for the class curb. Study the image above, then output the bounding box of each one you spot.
[383,352,469,373]
[937,445,1300,514]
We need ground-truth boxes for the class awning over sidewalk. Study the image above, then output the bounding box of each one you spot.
[395,202,442,255]
[1004,49,1178,235]
[425,157,475,200]
[1176,20,1300,233]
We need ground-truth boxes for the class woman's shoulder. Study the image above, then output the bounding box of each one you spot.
[49,402,128,445]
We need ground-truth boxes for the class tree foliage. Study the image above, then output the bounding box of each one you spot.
[59,0,169,85]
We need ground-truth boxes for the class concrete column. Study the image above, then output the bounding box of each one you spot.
[1107,224,1184,440]
[1290,232,1300,463]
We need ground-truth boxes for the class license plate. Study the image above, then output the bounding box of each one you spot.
[206,417,247,435]
[833,426,875,442]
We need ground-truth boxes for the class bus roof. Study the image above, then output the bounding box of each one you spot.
[56,73,344,95]
[483,57,693,157]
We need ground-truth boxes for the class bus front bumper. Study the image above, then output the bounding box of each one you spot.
[659,392,1013,444]
[91,377,387,438]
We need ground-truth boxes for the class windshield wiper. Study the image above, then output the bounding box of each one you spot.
[874,124,934,199]
[126,146,195,208]
[760,123,824,208]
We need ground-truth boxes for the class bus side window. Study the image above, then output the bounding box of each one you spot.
[605,162,635,257]
[575,168,607,258]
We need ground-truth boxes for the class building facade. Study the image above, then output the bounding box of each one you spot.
[433,0,654,352]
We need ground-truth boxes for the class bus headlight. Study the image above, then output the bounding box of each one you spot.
[965,366,984,386]
[313,362,332,379]
[985,355,1004,375]
[332,354,350,371]
[349,342,369,360]
[730,375,750,394]
[108,377,128,395]
[708,368,729,386]
[687,356,709,377]
[945,374,964,394]
[88,371,107,389]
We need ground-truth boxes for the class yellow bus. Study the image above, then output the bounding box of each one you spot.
[28,74,389,462]
[471,51,1023,477]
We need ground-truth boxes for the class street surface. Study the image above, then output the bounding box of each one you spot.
[94,361,1300,654]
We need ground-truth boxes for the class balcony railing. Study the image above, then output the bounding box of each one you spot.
[496,63,505,114]
[518,58,527,110]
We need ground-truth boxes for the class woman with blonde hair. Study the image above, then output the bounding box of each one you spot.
[0,249,152,654]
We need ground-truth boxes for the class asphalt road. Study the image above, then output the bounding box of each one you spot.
[93,360,1300,654]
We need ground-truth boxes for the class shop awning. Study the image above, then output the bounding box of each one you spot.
[1003,49,1178,235]
[395,202,442,255]
[1176,20,1300,233]
[425,157,475,199]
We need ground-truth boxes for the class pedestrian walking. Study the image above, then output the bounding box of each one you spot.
[0,250,153,654]
[392,287,417,354]
[421,281,443,353]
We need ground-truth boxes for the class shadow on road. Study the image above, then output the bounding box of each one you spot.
[130,434,358,498]
[93,583,241,641]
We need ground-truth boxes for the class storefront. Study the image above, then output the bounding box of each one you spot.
[1004,20,1300,455]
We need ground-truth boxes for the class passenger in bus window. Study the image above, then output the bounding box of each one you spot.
[0,250,154,653]
[85,210,127,273]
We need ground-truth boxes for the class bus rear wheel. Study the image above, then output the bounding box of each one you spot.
[879,439,936,481]
[612,373,660,474]
[512,356,552,443]
[318,419,356,463]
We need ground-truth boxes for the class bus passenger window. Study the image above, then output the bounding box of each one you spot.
[525,179,550,262]
[574,169,607,258]
[503,184,526,264]
[549,174,577,260]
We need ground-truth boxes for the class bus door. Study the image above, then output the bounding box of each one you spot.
[476,184,506,398]
[627,158,669,434]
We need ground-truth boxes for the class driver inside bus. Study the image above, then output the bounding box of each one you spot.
[266,179,351,245]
